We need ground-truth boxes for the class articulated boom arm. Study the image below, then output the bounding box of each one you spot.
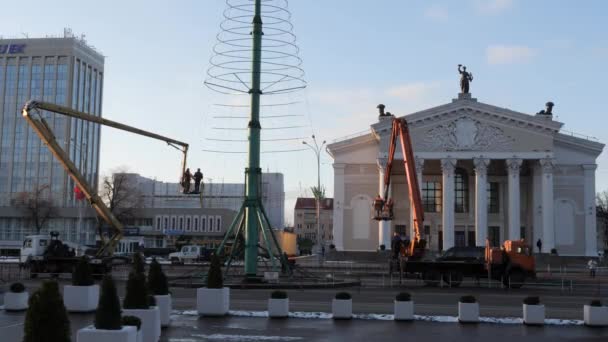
[383,118,424,255]
[22,100,189,257]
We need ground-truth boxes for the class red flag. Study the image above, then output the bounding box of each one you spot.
[74,186,85,200]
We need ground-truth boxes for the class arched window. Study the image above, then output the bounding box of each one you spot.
[454,169,469,213]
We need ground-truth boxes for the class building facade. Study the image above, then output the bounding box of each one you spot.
[110,172,286,251]
[327,93,604,256]
[151,172,285,229]
[0,35,103,254]
[294,197,333,245]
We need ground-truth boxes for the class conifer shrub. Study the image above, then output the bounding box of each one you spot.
[335,292,351,300]
[23,281,70,342]
[395,292,411,302]
[72,257,95,286]
[95,275,122,330]
[148,258,170,295]
[132,252,145,274]
[523,296,541,305]
[270,290,288,299]
[589,299,602,307]
[121,316,141,331]
[459,295,477,303]
[123,271,150,309]
[206,254,224,289]
[9,282,25,293]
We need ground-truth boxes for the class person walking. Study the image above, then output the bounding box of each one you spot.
[193,168,203,193]
[182,168,192,194]
[391,232,402,260]
[588,259,598,278]
[536,239,542,253]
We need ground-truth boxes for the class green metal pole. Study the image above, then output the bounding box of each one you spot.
[244,0,263,277]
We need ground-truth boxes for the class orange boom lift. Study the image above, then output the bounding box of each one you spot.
[374,116,424,257]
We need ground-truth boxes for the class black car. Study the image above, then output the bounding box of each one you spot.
[436,246,485,262]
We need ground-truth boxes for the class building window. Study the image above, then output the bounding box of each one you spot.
[422,181,442,212]
[216,216,222,232]
[186,216,191,231]
[395,225,407,236]
[454,169,468,213]
[201,216,207,232]
[163,216,169,230]
[488,226,500,247]
[209,217,214,232]
[487,182,499,213]
[193,217,199,232]
[178,217,184,231]
[171,216,176,230]
[155,216,162,231]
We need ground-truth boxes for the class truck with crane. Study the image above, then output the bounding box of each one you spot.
[20,100,191,276]
[376,110,535,288]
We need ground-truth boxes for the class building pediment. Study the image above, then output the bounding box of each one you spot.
[418,115,515,152]
[372,96,564,154]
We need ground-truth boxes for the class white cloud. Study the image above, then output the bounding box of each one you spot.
[474,0,513,15]
[424,4,449,21]
[486,45,537,65]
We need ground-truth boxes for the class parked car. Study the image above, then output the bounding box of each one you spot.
[436,246,485,262]
[169,245,213,264]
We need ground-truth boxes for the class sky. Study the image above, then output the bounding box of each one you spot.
[1,0,608,225]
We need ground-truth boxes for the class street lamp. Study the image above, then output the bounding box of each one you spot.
[302,135,326,263]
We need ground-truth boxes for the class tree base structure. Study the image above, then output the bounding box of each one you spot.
[215,197,290,279]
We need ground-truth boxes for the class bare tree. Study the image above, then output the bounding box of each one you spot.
[12,184,57,234]
[96,170,143,240]
[596,191,608,253]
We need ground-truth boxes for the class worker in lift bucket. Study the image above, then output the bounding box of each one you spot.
[182,168,192,194]
[373,194,384,218]
[193,168,203,194]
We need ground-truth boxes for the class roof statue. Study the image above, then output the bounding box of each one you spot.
[458,64,473,94]
[537,101,554,115]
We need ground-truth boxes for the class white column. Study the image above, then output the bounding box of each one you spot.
[332,163,346,251]
[409,157,424,241]
[539,158,554,253]
[378,160,391,249]
[506,158,523,241]
[474,158,490,246]
[441,158,456,250]
[583,164,598,256]
[532,162,543,247]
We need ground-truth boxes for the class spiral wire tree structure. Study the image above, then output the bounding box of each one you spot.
[203,0,309,156]
[204,0,308,278]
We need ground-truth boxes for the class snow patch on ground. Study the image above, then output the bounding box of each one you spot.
[191,334,303,341]
[171,310,584,326]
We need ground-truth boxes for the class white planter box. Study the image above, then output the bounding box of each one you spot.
[123,306,161,342]
[458,302,479,323]
[268,298,289,318]
[77,325,137,342]
[154,294,172,327]
[332,299,352,319]
[64,285,99,312]
[394,301,414,321]
[523,304,545,325]
[4,291,29,311]
[584,305,608,326]
[197,287,230,316]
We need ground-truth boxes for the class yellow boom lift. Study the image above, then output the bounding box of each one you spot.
[22,100,189,260]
